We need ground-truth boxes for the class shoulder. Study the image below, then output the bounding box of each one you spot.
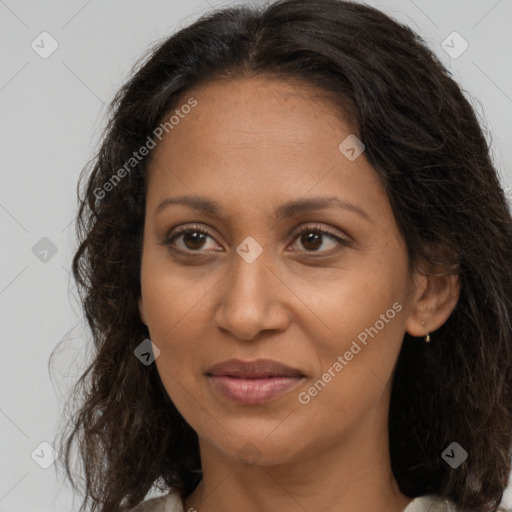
[127,490,184,512]
[403,495,459,512]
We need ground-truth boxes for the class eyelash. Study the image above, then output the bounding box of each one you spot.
[162,223,351,256]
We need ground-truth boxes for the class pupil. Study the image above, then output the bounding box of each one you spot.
[302,232,321,250]
[184,231,206,250]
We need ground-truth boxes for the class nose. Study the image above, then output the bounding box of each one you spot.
[214,244,291,341]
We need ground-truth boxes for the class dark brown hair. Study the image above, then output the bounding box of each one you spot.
[53,1,512,511]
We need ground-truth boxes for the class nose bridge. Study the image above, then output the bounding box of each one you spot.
[215,238,288,340]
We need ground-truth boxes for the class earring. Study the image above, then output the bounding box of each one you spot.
[421,321,430,343]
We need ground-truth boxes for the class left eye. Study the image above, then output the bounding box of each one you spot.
[289,225,349,253]
[164,224,349,254]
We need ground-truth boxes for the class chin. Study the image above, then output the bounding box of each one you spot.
[203,422,311,468]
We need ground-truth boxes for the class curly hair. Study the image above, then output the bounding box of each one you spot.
[53,1,512,511]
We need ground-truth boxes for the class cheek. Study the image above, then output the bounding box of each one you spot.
[293,257,409,416]
[294,285,406,435]
[299,261,407,356]
[139,262,211,404]
[141,268,212,424]
[140,244,215,340]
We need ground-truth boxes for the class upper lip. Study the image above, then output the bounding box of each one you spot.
[206,358,305,378]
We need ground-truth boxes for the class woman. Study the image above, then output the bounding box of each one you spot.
[56,0,512,511]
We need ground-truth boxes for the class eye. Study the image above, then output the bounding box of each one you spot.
[288,223,351,254]
[163,224,220,253]
[162,223,351,255]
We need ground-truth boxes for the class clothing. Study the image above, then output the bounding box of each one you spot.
[129,490,458,511]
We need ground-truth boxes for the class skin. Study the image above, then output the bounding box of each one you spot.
[138,76,460,512]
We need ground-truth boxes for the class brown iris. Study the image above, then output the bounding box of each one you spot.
[183,231,207,250]
[301,232,322,251]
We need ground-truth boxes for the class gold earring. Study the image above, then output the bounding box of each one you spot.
[421,321,430,343]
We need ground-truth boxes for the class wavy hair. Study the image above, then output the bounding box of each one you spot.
[54,1,512,511]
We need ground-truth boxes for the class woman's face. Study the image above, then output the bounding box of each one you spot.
[138,76,420,465]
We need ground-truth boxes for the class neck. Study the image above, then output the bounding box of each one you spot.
[183,402,412,512]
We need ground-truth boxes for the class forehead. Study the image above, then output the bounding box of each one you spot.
[153,75,354,159]
[145,76,387,225]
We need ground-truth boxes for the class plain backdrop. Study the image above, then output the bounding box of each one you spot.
[1,1,511,511]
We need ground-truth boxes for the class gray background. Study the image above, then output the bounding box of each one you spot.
[1,0,511,511]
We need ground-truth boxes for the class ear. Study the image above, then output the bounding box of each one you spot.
[404,268,460,338]
[138,296,147,326]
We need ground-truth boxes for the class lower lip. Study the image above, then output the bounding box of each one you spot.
[208,375,304,405]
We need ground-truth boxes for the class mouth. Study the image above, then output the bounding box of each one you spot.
[206,358,306,405]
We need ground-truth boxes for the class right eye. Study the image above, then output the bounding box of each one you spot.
[163,224,222,253]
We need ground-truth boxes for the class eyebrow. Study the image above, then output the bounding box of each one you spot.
[154,195,371,222]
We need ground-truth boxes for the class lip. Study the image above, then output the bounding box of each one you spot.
[206,358,305,378]
[206,359,306,405]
